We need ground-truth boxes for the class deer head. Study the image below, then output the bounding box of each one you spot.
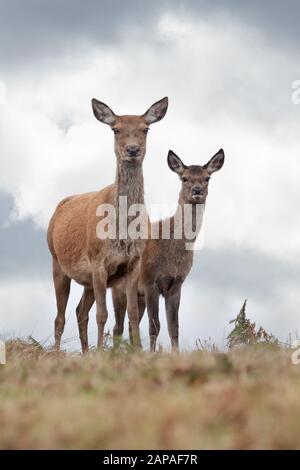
[167,149,225,204]
[91,97,168,166]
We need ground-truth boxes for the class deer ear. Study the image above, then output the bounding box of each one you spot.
[167,150,186,175]
[143,97,168,124]
[91,99,117,126]
[204,149,225,174]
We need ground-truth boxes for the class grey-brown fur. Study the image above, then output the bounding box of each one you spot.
[112,148,225,351]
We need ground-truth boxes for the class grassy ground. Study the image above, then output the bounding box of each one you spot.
[1,339,300,449]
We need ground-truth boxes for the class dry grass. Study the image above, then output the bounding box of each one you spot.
[1,339,300,449]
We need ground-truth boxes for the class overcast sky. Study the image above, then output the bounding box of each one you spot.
[0,0,300,350]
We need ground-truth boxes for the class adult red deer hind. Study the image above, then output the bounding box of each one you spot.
[47,97,168,352]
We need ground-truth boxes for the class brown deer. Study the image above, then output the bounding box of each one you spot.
[47,97,168,352]
[112,148,225,351]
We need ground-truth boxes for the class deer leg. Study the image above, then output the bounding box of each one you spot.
[165,289,181,351]
[126,275,142,349]
[76,286,94,354]
[129,292,146,345]
[145,286,160,352]
[53,257,71,350]
[138,293,146,322]
[112,287,127,347]
[92,270,108,350]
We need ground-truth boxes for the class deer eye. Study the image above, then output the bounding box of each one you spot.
[112,128,120,134]
[205,176,210,182]
[182,177,188,183]
[143,128,150,134]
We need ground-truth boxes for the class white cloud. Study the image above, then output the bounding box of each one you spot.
[0,278,53,340]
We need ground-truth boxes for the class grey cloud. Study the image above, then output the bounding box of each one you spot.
[1,0,300,71]
[0,0,161,70]
[188,0,300,49]
[191,247,300,300]
[175,247,300,348]
[2,0,298,132]
[0,192,50,278]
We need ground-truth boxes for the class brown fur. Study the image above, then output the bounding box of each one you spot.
[112,149,225,351]
[47,97,168,352]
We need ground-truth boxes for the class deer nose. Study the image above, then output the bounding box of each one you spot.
[192,187,204,196]
[126,145,140,157]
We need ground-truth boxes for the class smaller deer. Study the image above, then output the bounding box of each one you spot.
[112,148,225,351]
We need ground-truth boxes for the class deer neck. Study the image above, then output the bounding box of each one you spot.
[114,161,145,247]
[115,161,145,208]
[170,194,205,245]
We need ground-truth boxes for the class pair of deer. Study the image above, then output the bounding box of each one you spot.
[47,97,224,352]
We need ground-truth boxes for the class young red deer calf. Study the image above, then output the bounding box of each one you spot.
[112,148,225,351]
[47,97,168,352]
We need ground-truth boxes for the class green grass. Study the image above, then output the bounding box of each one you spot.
[0,339,300,449]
